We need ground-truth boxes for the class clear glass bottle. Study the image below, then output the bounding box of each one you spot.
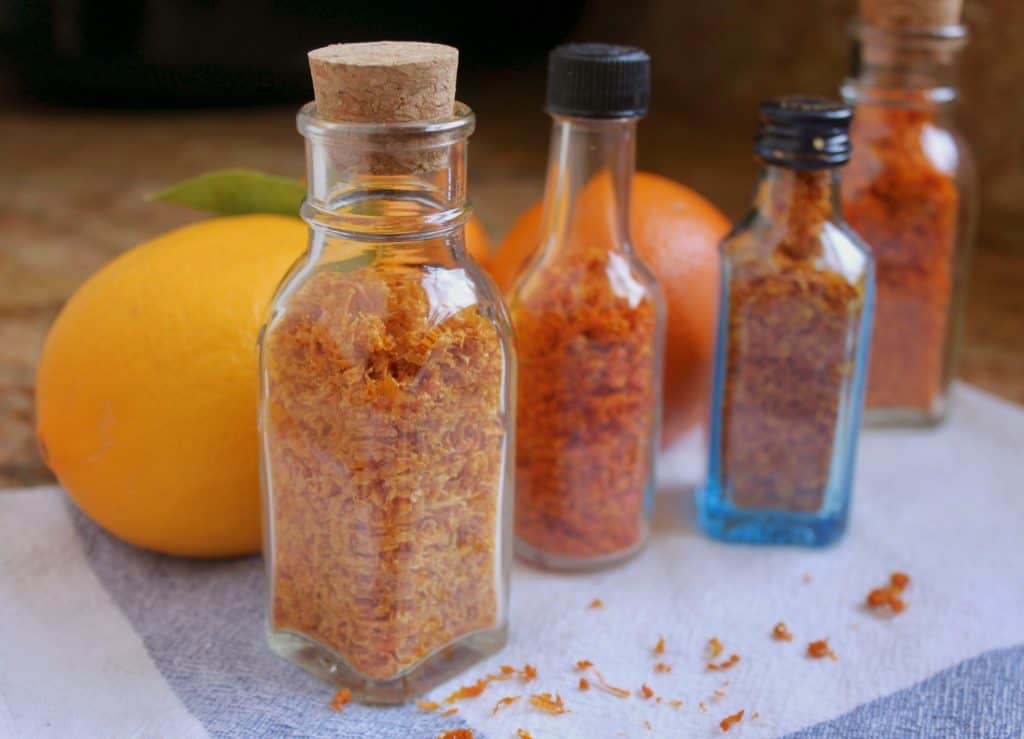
[510,44,665,570]
[698,97,874,547]
[257,100,515,701]
[841,19,976,425]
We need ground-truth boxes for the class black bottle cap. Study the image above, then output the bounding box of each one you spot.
[545,43,650,119]
[755,96,853,169]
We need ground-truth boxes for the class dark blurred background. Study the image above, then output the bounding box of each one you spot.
[1,0,1021,485]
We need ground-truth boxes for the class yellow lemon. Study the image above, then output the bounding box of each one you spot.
[36,215,306,557]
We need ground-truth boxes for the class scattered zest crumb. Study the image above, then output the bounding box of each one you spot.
[669,699,684,709]
[529,692,569,715]
[656,696,662,704]
[708,637,724,659]
[579,677,590,690]
[773,621,794,641]
[444,678,490,703]
[654,662,672,673]
[867,572,911,614]
[440,708,458,717]
[589,598,605,609]
[699,701,707,712]
[438,730,472,739]
[807,639,837,660]
[521,664,538,682]
[417,700,440,712]
[707,654,740,671]
[492,696,521,715]
[644,720,653,731]
[329,688,351,712]
[579,663,631,698]
[653,636,665,655]
[500,665,517,675]
[713,690,726,699]
[516,731,533,739]
[640,683,655,699]
[576,659,593,670]
[752,712,760,720]
[720,709,745,732]
[803,573,813,583]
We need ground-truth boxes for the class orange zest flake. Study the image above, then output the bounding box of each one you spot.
[444,678,491,703]
[803,573,813,584]
[644,720,653,731]
[654,662,672,673]
[669,699,684,709]
[576,659,593,670]
[589,598,605,609]
[640,683,655,699]
[529,692,569,715]
[867,572,911,614]
[591,667,631,698]
[516,731,533,739]
[441,708,459,717]
[708,637,724,659]
[579,677,590,690]
[329,688,351,712]
[492,696,521,715]
[707,654,740,671]
[891,572,911,589]
[714,690,726,699]
[699,702,708,712]
[807,638,837,660]
[438,731,472,739]
[720,709,745,732]
[500,665,518,676]
[520,664,538,682]
[417,700,441,712]
[752,712,761,720]
[653,636,666,655]
[773,621,794,641]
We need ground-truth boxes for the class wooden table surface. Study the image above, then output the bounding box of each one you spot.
[2,77,1022,486]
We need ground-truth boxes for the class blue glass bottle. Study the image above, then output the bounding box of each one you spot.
[698,97,874,547]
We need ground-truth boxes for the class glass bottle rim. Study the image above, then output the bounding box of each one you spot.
[297,101,475,144]
[848,19,968,48]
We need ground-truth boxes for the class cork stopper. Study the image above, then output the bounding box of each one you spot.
[308,41,458,123]
[859,0,963,30]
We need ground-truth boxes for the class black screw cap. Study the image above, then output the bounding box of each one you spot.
[545,43,650,119]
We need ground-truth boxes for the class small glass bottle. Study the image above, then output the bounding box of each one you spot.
[698,97,874,547]
[841,0,976,425]
[258,43,514,703]
[510,44,665,570]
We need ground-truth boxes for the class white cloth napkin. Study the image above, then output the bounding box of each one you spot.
[1,382,1022,738]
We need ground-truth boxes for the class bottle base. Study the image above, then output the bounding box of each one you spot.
[515,526,649,572]
[266,623,508,704]
[864,397,948,427]
[697,490,847,547]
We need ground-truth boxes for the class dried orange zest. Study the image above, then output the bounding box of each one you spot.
[440,708,459,717]
[521,664,538,682]
[669,699,684,709]
[329,688,351,712]
[640,683,654,699]
[492,696,521,715]
[891,572,911,589]
[500,665,518,675]
[708,637,724,659]
[752,712,761,720]
[720,709,745,732]
[807,639,837,660]
[417,700,441,712]
[444,678,490,703]
[589,598,605,609]
[576,659,594,670]
[699,702,707,712]
[438,730,472,739]
[644,720,653,731]
[707,654,740,671]
[653,636,665,655]
[773,621,794,641]
[592,667,631,698]
[516,731,533,739]
[654,662,672,673]
[529,692,569,715]
[579,677,590,690]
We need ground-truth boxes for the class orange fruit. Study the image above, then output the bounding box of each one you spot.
[492,172,731,445]
[36,216,307,557]
[465,214,492,265]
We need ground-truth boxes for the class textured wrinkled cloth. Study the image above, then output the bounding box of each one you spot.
[1,383,1022,738]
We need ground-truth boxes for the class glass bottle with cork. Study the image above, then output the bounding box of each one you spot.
[510,44,666,570]
[257,42,515,702]
[698,97,874,547]
[841,0,976,426]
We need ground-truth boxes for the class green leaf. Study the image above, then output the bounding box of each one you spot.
[148,169,306,217]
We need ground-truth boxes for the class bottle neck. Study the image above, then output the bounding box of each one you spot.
[539,115,637,256]
[298,102,473,241]
[843,21,966,109]
[754,165,842,260]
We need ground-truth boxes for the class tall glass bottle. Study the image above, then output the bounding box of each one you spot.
[258,43,514,703]
[510,44,665,570]
[841,3,976,425]
[699,98,874,547]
